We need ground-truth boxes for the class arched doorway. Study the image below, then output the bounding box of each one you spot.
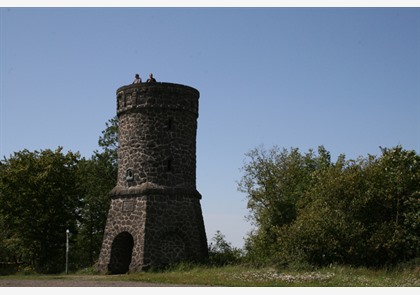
[108,231,134,274]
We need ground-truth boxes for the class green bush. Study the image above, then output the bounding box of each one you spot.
[208,231,244,266]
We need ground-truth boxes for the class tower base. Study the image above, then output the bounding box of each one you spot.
[96,186,208,273]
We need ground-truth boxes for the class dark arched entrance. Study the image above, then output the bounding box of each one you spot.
[108,231,134,274]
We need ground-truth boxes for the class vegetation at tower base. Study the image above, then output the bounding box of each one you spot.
[207,230,244,266]
[73,154,115,269]
[239,145,420,268]
[73,117,117,269]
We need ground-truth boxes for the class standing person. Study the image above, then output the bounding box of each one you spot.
[133,74,142,84]
[146,73,156,83]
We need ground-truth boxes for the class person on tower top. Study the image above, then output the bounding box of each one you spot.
[132,74,142,84]
[146,73,156,83]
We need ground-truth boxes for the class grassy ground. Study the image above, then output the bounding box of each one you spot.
[121,264,420,287]
[1,264,419,287]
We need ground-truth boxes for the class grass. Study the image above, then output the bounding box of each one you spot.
[121,264,420,287]
[1,264,418,287]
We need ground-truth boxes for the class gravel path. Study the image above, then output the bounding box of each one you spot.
[0,276,191,287]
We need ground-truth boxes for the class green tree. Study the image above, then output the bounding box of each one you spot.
[361,146,420,265]
[97,116,118,167]
[73,153,115,268]
[276,157,369,267]
[275,146,420,267]
[0,148,81,273]
[239,145,419,268]
[238,145,332,264]
[71,116,118,269]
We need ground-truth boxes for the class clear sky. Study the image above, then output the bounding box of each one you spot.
[1,6,419,248]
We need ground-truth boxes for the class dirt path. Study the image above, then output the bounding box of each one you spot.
[0,276,191,287]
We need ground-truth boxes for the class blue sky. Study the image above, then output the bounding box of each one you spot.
[1,7,419,248]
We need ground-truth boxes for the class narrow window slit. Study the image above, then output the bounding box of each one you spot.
[166,118,173,131]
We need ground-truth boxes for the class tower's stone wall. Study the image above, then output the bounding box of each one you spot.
[115,83,199,190]
[97,82,208,273]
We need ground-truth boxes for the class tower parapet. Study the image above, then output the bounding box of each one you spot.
[116,82,199,116]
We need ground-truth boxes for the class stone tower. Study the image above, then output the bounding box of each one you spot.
[97,82,208,274]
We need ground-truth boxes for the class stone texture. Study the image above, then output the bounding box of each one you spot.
[96,82,208,273]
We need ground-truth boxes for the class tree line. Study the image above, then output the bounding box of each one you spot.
[1,115,419,273]
[0,117,118,273]
[238,145,419,268]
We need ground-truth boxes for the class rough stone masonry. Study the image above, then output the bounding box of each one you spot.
[96,82,208,274]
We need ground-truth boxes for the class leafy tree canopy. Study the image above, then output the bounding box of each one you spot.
[239,145,420,268]
[0,148,81,273]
